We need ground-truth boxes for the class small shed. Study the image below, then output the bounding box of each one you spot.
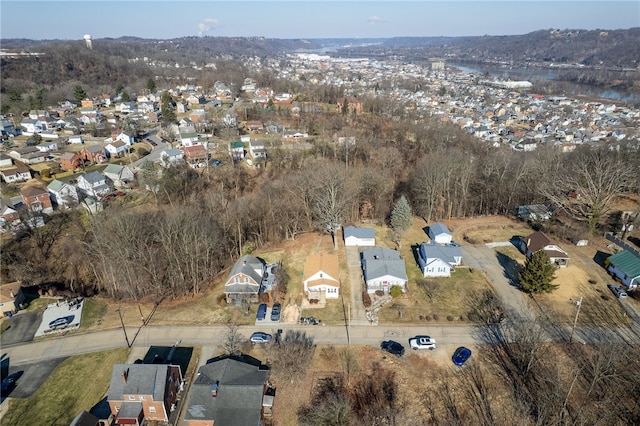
[428,223,452,245]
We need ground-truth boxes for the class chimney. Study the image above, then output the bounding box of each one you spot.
[121,369,128,384]
[211,381,219,397]
[243,260,247,265]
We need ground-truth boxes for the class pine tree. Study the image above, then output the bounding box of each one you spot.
[519,250,558,294]
[146,77,156,94]
[73,85,87,103]
[160,91,176,124]
[390,195,413,232]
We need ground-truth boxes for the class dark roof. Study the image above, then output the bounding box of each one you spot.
[183,357,269,425]
[108,364,172,402]
[20,185,48,198]
[69,410,100,426]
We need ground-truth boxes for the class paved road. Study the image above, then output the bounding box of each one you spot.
[345,246,368,325]
[463,243,534,320]
[133,127,167,169]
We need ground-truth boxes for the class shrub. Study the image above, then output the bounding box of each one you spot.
[309,299,319,305]
[362,292,372,308]
[447,315,454,321]
[432,314,439,321]
[424,315,432,321]
[389,285,403,298]
[375,290,384,297]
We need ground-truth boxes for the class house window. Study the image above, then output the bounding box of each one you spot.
[128,396,135,401]
[149,407,156,413]
[140,396,145,401]
[234,277,239,283]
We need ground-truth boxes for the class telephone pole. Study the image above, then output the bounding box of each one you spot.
[116,307,131,348]
[569,296,583,343]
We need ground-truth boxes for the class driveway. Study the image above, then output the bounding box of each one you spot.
[1,311,42,347]
[462,243,534,320]
[345,246,368,325]
[1,357,67,398]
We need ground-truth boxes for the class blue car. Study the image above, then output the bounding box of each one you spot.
[452,346,472,366]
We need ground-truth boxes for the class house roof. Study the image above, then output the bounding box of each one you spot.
[103,164,125,175]
[69,410,100,426]
[225,255,264,289]
[524,231,561,253]
[79,171,106,184]
[84,145,104,154]
[429,222,451,237]
[47,179,66,192]
[608,250,640,278]
[163,148,183,157]
[0,282,22,304]
[108,364,173,401]
[184,145,207,158]
[344,226,375,240]
[419,242,462,264]
[184,357,269,425]
[20,185,48,198]
[304,253,339,282]
[362,247,407,281]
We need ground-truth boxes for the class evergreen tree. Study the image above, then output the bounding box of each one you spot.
[73,85,87,103]
[160,91,176,125]
[146,77,156,94]
[390,195,413,232]
[518,250,558,294]
[121,90,131,102]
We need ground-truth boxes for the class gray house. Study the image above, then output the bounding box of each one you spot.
[417,242,463,278]
[223,255,265,304]
[344,226,375,246]
[182,356,272,426]
[47,179,78,209]
[76,171,112,198]
[361,247,408,294]
[103,164,135,187]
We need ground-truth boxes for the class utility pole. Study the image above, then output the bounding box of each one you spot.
[569,296,583,343]
[116,307,131,348]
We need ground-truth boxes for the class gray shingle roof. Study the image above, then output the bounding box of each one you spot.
[344,226,375,239]
[362,247,407,281]
[108,364,169,401]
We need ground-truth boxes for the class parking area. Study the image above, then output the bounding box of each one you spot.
[34,298,84,337]
[254,305,281,326]
[1,311,42,347]
[1,357,68,399]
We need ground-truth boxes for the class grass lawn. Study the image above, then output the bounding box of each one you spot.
[3,348,129,426]
[80,297,109,330]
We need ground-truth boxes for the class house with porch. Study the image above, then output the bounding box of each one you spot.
[303,253,340,300]
[249,140,267,160]
[417,242,463,278]
[182,355,273,426]
[361,247,408,293]
[607,250,640,289]
[160,148,184,168]
[520,231,569,267]
[107,363,183,426]
[223,255,265,305]
[183,145,208,168]
[47,179,79,209]
[0,164,31,183]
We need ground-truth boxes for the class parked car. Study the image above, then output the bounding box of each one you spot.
[452,346,472,366]
[250,332,272,344]
[381,340,405,357]
[1,377,16,396]
[607,284,628,298]
[256,303,267,321]
[408,335,437,350]
[271,303,281,321]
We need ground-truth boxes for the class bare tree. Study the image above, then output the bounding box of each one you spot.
[267,330,315,383]
[221,323,245,355]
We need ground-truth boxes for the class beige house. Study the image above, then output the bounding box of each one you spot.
[0,282,25,316]
[303,253,340,301]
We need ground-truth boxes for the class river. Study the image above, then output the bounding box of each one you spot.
[451,64,640,104]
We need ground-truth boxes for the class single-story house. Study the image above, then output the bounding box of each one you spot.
[516,204,552,222]
[0,164,31,183]
[47,179,79,209]
[607,250,640,289]
[361,247,408,294]
[0,282,25,316]
[182,356,272,426]
[103,164,135,187]
[520,231,569,267]
[107,363,183,425]
[428,222,452,244]
[343,226,375,247]
[417,242,463,278]
[303,253,340,299]
[224,255,265,305]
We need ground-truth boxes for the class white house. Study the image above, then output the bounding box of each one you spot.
[68,135,84,145]
[104,141,128,158]
[47,179,79,209]
[428,223,453,244]
[0,165,31,183]
[417,242,463,278]
[343,226,376,247]
[76,171,112,198]
[160,148,184,168]
[303,253,340,299]
[38,141,59,152]
[248,140,267,160]
[361,247,408,294]
[20,119,44,134]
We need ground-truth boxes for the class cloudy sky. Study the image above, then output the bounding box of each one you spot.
[2,1,638,40]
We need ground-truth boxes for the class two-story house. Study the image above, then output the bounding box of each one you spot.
[20,185,53,214]
[47,179,79,209]
[223,255,265,305]
[76,171,112,198]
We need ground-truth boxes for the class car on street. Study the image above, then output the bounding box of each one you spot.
[381,340,405,357]
[452,346,472,366]
[145,138,157,146]
[408,335,437,350]
[607,284,628,298]
[271,303,281,321]
[250,332,272,344]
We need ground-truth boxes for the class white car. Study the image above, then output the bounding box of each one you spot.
[409,336,437,350]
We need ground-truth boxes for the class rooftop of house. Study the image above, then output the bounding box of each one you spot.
[304,252,340,281]
[344,225,375,240]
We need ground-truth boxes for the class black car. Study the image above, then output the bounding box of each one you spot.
[271,303,281,321]
[381,340,405,357]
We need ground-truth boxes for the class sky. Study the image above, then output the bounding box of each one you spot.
[1,1,639,40]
